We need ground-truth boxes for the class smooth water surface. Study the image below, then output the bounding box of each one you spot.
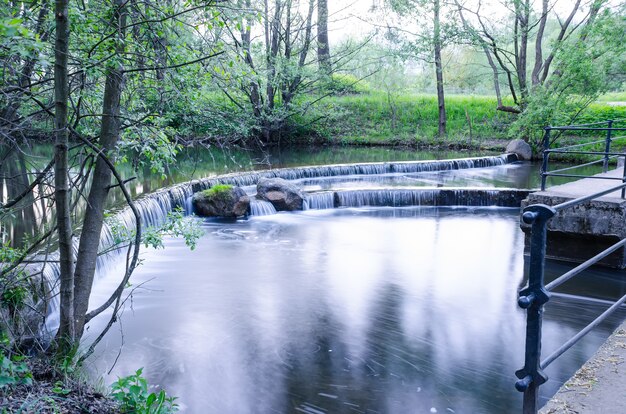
[86,206,626,414]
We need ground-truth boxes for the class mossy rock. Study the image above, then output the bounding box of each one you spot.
[192,185,250,217]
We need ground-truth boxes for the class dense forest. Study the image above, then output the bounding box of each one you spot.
[1,0,625,412]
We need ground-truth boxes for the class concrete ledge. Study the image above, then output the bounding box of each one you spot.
[521,169,626,268]
[540,319,626,414]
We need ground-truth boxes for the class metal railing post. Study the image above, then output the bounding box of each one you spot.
[516,204,555,414]
[541,128,551,191]
[603,120,614,173]
[622,154,626,199]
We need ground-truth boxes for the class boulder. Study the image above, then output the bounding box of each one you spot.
[256,178,304,211]
[192,185,250,217]
[506,139,533,161]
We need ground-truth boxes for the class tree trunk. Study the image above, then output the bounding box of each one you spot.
[531,0,549,86]
[53,0,75,352]
[73,0,127,339]
[433,0,446,137]
[317,0,331,75]
[516,0,530,104]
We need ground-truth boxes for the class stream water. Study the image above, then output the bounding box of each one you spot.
[76,153,626,414]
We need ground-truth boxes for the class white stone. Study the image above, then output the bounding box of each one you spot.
[506,139,533,160]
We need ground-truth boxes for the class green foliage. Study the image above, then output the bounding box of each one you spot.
[202,184,233,198]
[111,368,178,414]
[119,127,181,179]
[510,4,626,148]
[1,283,27,310]
[324,74,371,95]
[143,207,204,251]
[0,241,23,265]
[0,352,33,388]
[317,92,514,144]
[0,243,29,311]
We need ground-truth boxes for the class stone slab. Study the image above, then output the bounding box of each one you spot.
[521,169,626,267]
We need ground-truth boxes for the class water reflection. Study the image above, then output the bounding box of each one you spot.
[86,208,626,413]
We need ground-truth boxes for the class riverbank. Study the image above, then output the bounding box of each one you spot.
[0,358,120,413]
[540,319,626,414]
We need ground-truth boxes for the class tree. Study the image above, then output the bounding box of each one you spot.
[455,0,625,143]
[216,0,320,143]
[53,0,75,352]
[432,0,446,137]
[383,0,451,137]
[455,0,600,113]
[1,0,223,357]
[317,0,331,75]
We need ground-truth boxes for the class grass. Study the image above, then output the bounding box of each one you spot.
[313,92,515,149]
[596,92,626,102]
[202,184,233,198]
[301,91,626,151]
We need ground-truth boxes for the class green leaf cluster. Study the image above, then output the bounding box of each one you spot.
[0,352,33,388]
[111,368,178,414]
[143,207,204,251]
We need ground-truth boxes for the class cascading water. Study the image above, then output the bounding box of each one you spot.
[249,199,278,216]
[39,154,521,331]
[191,154,516,193]
[331,188,530,208]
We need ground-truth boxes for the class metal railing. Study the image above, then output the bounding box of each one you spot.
[540,119,626,197]
[516,120,626,413]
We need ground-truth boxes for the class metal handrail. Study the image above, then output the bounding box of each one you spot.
[516,127,626,413]
[541,119,626,195]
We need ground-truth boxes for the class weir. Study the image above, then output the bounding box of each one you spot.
[36,154,522,334]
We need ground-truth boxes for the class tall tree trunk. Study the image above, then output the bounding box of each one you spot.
[531,0,549,86]
[53,0,75,352]
[433,0,446,137]
[516,0,530,105]
[72,0,128,339]
[317,0,331,75]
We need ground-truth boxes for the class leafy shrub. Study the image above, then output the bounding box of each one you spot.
[325,73,370,95]
[111,368,178,414]
[0,352,33,388]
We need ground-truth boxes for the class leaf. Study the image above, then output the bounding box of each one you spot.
[146,392,157,407]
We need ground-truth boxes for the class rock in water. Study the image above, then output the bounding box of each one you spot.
[256,178,304,211]
[192,185,250,217]
[506,139,533,161]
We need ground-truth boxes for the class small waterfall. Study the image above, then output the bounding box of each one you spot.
[191,154,518,192]
[322,188,531,208]
[305,192,336,210]
[249,199,277,216]
[36,183,195,334]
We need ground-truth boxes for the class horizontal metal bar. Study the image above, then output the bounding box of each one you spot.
[541,292,626,369]
[546,149,626,156]
[553,139,609,151]
[547,127,626,131]
[544,173,624,180]
[553,183,626,211]
[545,238,626,291]
[547,158,608,175]
[548,121,612,128]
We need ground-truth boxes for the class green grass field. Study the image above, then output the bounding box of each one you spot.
[596,92,626,102]
[305,92,626,151]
